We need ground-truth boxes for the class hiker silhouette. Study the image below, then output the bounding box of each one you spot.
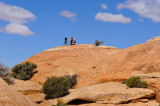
[63,37,68,46]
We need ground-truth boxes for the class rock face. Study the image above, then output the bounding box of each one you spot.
[22,41,160,89]
[9,37,160,105]
[40,82,156,106]
[26,93,45,103]
[19,38,160,103]
[0,78,37,106]
[24,44,120,86]
[77,40,160,88]
[10,79,42,95]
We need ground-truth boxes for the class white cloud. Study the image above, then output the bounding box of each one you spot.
[95,12,132,23]
[117,0,160,22]
[0,2,36,35]
[0,2,36,23]
[5,23,34,36]
[60,10,76,18]
[101,4,108,9]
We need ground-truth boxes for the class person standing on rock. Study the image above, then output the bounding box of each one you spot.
[63,37,68,46]
[69,37,76,45]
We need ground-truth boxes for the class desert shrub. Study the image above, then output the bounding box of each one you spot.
[42,76,70,99]
[94,40,103,46]
[0,62,14,84]
[65,74,78,88]
[11,62,37,80]
[3,76,14,85]
[125,76,147,88]
[52,100,67,106]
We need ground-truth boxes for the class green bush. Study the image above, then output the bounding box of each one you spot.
[125,76,147,88]
[52,100,67,106]
[42,76,70,99]
[11,62,37,80]
[94,40,103,46]
[0,62,14,84]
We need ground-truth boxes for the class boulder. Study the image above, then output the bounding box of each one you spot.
[40,82,155,106]
[0,78,37,106]
[26,93,45,103]
[10,79,42,95]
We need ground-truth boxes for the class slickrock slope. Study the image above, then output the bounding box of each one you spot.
[0,78,37,106]
[77,41,160,88]
[13,37,160,105]
[23,41,160,89]
[24,44,120,86]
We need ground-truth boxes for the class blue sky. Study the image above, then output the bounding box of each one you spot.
[0,0,160,67]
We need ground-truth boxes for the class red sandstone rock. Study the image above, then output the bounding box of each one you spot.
[21,41,160,89]
[26,93,45,103]
[15,38,160,104]
[10,79,42,95]
[40,82,155,106]
[0,78,37,106]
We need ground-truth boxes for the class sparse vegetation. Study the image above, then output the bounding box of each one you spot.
[125,76,147,88]
[94,40,103,46]
[42,76,70,99]
[0,62,14,84]
[52,100,67,106]
[11,62,37,80]
[42,74,78,99]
